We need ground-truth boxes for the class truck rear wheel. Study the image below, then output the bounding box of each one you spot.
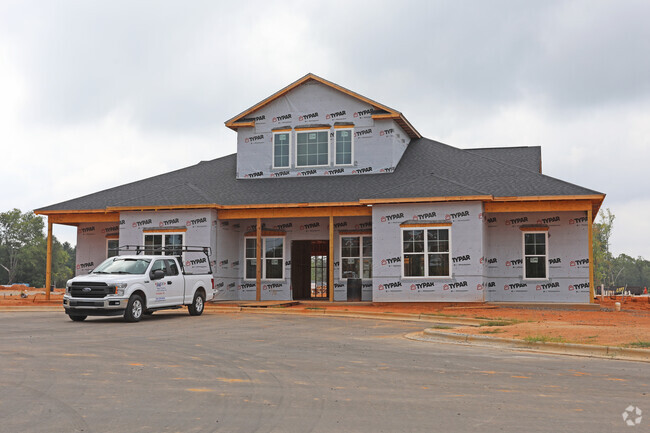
[68,314,87,322]
[188,291,205,316]
[124,294,144,322]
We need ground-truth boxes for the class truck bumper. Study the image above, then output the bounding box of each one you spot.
[63,296,128,317]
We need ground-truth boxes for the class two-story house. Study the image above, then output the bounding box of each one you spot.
[36,73,605,303]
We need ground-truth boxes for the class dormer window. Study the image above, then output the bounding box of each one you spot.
[335,127,353,165]
[296,128,329,167]
[273,130,291,168]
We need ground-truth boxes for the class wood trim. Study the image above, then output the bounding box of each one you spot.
[105,234,119,239]
[256,218,262,302]
[107,204,219,212]
[484,200,594,213]
[143,228,188,233]
[218,206,372,219]
[519,226,549,232]
[400,222,452,228]
[371,113,399,120]
[45,212,120,224]
[273,128,292,132]
[333,124,354,129]
[338,230,372,235]
[588,208,595,304]
[329,215,334,302]
[360,196,492,205]
[294,126,330,131]
[219,201,362,210]
[45,221,53,299]
[244,230,286,237]
[230,121,255,128]
[491,195,605,202]
[35,209,112,215]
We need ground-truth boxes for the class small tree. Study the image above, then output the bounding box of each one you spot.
[592,208,615,287]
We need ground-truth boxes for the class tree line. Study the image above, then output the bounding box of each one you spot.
[0,209,75,288]
[593,208,650,289]
[0,207,648,289]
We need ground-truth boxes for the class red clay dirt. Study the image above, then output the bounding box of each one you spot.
[284,298,650,347]
[2,285,649,348]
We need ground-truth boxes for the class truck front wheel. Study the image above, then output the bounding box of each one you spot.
[124,294,144,322]
[188,291,205,316]
[68,314,87,322]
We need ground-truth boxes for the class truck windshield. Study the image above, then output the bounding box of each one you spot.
[92,258,151,275]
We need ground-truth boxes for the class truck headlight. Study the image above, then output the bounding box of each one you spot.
[112,283,127,296]
[65,281,72,295]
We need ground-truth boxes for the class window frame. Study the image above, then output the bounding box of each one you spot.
[339,234,372,280]
[400,226,452,279]
[244,236,285,282]
[142,232,185,259]
[334,127,354,166]
[522,230,549,281]
[295,128,330,168]
[272,130,292,169]
[106,238,119,258]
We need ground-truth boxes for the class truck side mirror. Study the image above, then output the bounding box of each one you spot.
[151,269,165,280]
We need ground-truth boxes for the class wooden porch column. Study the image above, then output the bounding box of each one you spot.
[256,217,262,301]
[45,220,53,301]
[329,214,334,302]
[588,208,594,304]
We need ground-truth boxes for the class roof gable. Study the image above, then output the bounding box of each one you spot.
[225,73,421,139]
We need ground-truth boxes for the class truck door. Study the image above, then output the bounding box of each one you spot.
[148,259,183,307]
[164,258,185,305]
[149,259,171,307]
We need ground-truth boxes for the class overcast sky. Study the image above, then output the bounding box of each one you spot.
[1,0,649,258]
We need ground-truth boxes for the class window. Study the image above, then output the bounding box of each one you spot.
[523,232,548,279]
[340,235,372,279]
[402,227,451,278]
[107,239,119,258]
[144,233,184,256]
[335,129,353,165]
[273,131,290,168]
[245,237,285,280]
[165,259,179,275]
[296,130,329,167]
[151,259,166,273]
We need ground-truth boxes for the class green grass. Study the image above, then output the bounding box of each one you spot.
[523,335,567,344]
[628,341,650,348]
[480,329,504,334]
[479,319,520,327]
[430,325,453,330]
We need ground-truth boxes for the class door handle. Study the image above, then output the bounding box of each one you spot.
[167,281,172,285]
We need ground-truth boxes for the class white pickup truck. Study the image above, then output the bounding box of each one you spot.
[64,248,214,322]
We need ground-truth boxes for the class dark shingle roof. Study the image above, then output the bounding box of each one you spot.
[466,146,541,173]
[36,138,602,212]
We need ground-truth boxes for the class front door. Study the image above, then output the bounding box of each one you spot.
[291,240,329,300]
[310,241,328,299]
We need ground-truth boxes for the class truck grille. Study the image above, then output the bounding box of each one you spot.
[70,282,113,298]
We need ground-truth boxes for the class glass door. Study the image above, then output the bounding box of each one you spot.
[310,254,328,298]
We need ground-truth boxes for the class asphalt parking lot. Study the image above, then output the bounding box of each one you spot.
[0,311,647,433]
